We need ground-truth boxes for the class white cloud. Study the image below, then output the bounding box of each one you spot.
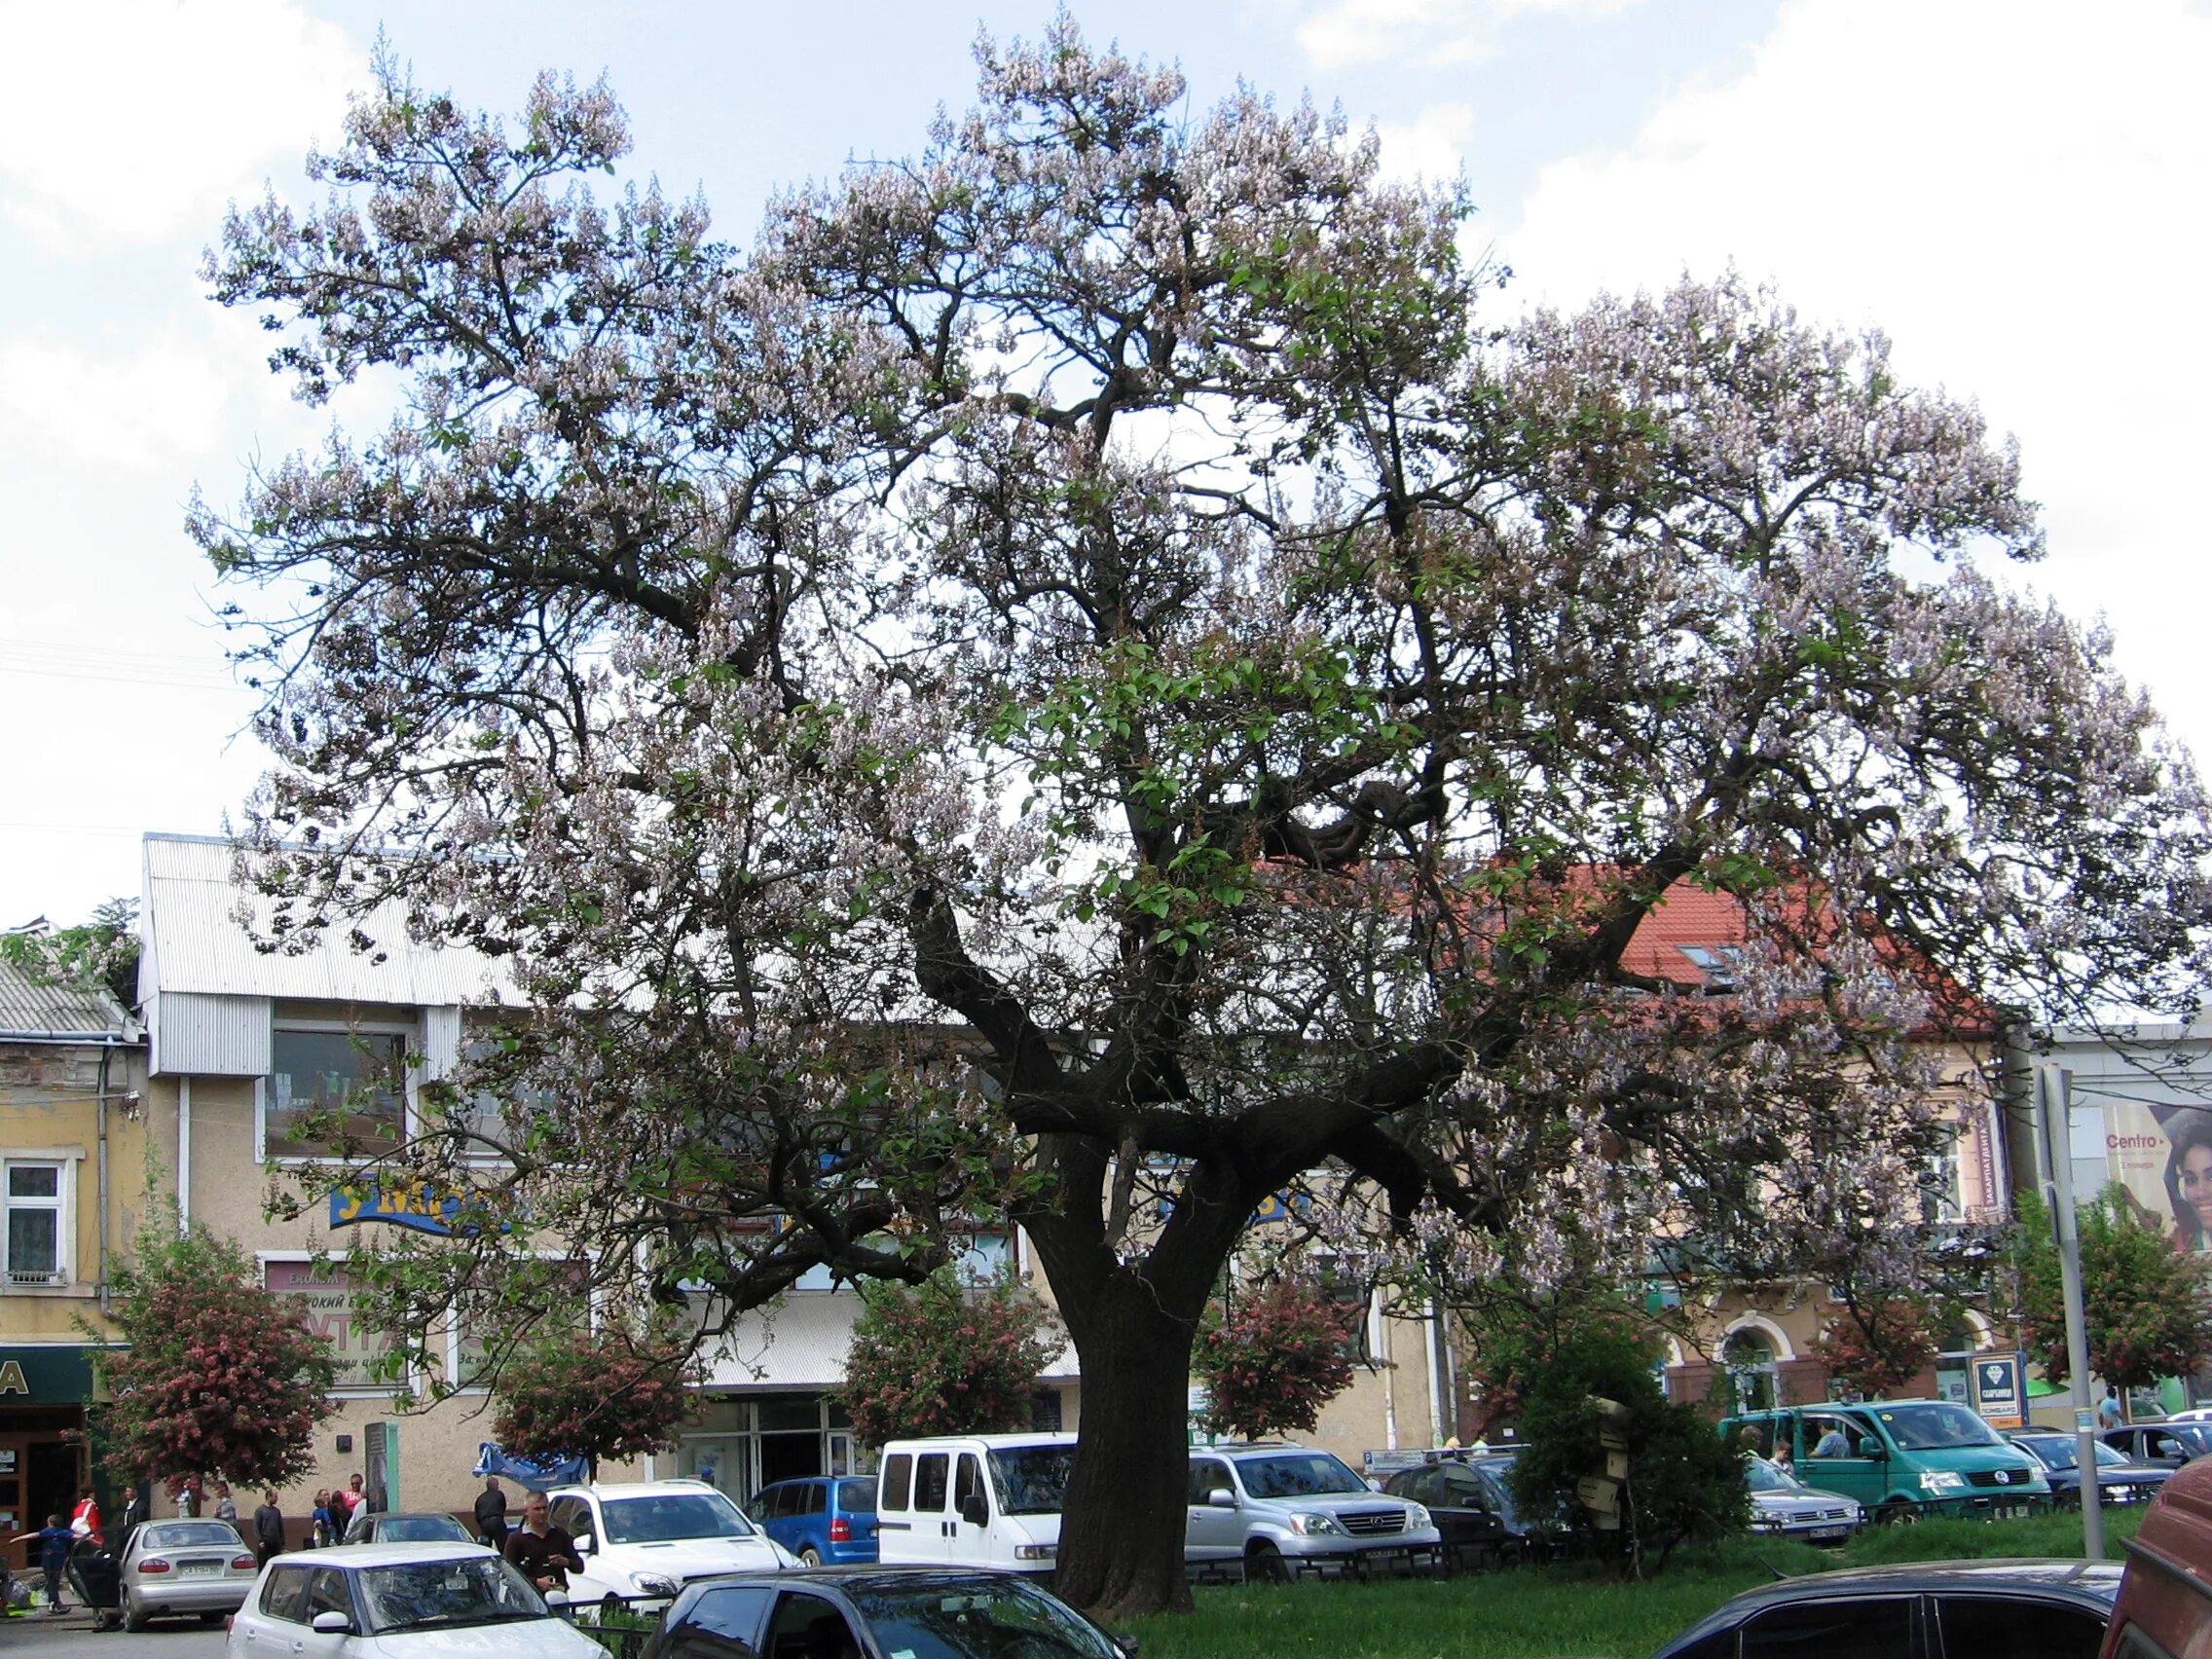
[0,0,365,248]
[1293,0,1639,68]
[1375,102,1477,184]
[1491,0,2212,755]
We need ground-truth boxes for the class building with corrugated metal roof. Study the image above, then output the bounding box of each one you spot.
[133,832,1078,1528]
[0,945,146,1539]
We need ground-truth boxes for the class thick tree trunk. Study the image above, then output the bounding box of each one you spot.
[1050,1274,1201,1618]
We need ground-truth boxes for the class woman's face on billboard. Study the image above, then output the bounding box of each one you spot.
[2181,1143,2212,1232]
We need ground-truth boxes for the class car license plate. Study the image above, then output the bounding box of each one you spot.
[179,1563,221,1577]
[1808,1527,1847,1540]
[1996,1504,2029,1521]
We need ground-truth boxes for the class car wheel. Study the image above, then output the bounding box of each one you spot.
[122,1591,150,1633]
[1877,1501,1920,1528]
[1245,1542,1291,1584]
[799,1547,823,1567]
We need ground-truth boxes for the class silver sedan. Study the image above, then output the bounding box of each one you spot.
[121,1519,262,1631]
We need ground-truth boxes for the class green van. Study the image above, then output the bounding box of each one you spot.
[1718,1399,2053,1524]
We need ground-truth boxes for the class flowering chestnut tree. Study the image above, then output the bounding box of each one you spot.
[195,22,2212,1615]
[96,1224,336,1493]
[491,1332,697,1479]
[1810,1291,1944,1399]
[1191,1278,1358,1440]
[837,1270,1061,1448]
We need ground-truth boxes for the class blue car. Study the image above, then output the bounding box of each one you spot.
[745,1476,880,1565]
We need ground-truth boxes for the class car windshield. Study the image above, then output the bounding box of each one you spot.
[1235,1453,1370,1498]
[139,1523,243,1551]
[848,1577,1122,1659]
[601,1492,756,1545]
[2019,1438,2129,1471]
[837,1479,877,1514]
[1746,1457,1807,1493]
[356,1556,548,1634]
[987,1447,1075,1517]
[1875,1403,2000,1450]
[377,1516,471,1541]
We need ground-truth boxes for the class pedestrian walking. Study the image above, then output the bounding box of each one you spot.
[311,1490,334,1548]
[2098,1384,2125,1431]
[7,1514,75,1614]
[252,1491,284,1567]
[473,1475,509,1550]
[68,1486,101,1549]
[213,1483,238,1524]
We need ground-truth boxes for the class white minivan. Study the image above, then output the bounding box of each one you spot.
[875,1433,1077,1574]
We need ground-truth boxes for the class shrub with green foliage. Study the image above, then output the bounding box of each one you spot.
[837,1269,1061,1447]
[1457,1288,1662,1435]
[95,1222,337,1492]
[1192,1277,1359,1439]
[1508,1313,1748,1573]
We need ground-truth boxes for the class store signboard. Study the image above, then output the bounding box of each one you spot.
[1970,1351,2027,1428]
[265,1263,392,1390]
[0,1346,100,1406]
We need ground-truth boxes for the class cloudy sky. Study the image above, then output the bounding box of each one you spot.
[2,0,2205,929]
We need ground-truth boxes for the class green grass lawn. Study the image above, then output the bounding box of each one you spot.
[1118,1509,2143,1659]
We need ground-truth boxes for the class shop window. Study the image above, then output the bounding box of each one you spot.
[3,1161,66,1287]
[265,1028,410,1160]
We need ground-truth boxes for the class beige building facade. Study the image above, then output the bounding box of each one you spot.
[0,957,147,1540]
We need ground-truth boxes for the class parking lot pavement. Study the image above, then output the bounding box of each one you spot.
[0,1607,230,1654]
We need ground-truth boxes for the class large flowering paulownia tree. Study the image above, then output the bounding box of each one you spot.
[195,24,2212,1614]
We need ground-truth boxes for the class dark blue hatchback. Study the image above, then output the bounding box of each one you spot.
[745,1476,880,1566]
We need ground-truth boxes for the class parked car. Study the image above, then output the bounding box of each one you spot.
[544,1480,793,1611]
[117,1518,260,1631]
[339,1510,477,1546]
[1718,1399,2052,1523]
[1379,1456,1551,1567]
[2100,1452,2212,1659]
[2009,1432,2176,1507]
[1186,1442,1442,1581]
[2103,1421,2212,1467]
[746,1475,881,1566]
[1744,1456,1863,1543]
[635,1567,1136,1659]
[226,1540,602,1656]
[875,1433,1077,1574]
[1652,1560,2122,1659]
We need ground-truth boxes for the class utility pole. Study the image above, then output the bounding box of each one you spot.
[2034,1063,2103,1558]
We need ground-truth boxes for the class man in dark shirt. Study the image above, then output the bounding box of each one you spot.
[252,1491,285,1566]
[502,1490,583,1592]
[473,1475,509,1550]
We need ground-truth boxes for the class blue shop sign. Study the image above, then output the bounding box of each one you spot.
[328,1179,511,1235]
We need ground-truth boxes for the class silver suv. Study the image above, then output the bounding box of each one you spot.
[1186,1443,1442,1580]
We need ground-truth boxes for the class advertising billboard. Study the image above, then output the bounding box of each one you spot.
[2081,1099,2212,1254]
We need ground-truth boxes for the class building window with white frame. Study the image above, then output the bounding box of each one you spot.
[265,1026,411,1161]
[3,1161,67,1287]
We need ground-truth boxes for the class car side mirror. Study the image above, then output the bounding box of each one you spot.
[572,1532,594,1554]
[545,1591,571,1610]
[959,1495,988,1528]
[1115,1637,1141,1657]
[310,1611,353,1635]
[1206,1490,1235,1509]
